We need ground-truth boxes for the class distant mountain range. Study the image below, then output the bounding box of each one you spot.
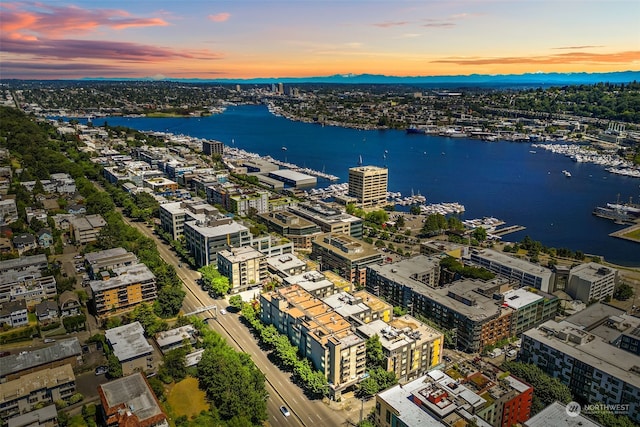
[84,71,640,88]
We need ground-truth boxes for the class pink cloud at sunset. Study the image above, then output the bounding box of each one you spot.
[0,0,638,80]
[208,13,231,23]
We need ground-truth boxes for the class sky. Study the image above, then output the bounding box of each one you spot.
[1,0,639,80]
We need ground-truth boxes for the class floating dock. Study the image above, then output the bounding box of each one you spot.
[493,225,526,236]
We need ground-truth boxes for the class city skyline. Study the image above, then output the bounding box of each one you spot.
[1,0,639,80]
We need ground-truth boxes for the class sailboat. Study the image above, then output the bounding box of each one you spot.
[358,155,363,166]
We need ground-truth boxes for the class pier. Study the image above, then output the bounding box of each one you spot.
[493,225,526,236]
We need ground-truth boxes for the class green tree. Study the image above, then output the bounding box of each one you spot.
[107,354,123,378]
[472,227,487,242]
[159,347,187,382]
[229,295,243,310]
[197,346,268,425]
[155,285,186,317]
[365,335,385,369]
[614,283,634,301]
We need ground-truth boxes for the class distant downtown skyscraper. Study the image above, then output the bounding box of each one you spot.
[348,165,388,208]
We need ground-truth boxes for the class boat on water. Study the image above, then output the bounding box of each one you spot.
[562,170,572,177]
[592,206,635,224]
[281,146,287,151]
[529,150,537,154]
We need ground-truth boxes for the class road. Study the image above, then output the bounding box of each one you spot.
[121,217,352,427]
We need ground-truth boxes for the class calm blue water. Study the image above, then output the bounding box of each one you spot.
[84,105,640,266]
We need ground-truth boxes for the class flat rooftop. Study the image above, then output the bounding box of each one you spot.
[284,270,334,292]
[570,262,616,281]
[154,325,196,348]
[184,219,248,238]
[501,288,543,309]
[0,338,81,378]
[89,263,155,293]
[99,373,165,424]
[470,249,552,278]
[0,364,75,400]
[524,401,602,427]
[105,321,153,362]
[524,320,640,389]
[266,254,306,273]
[269,169,317,183]
[369,259,510,322]
[218,246,264,262]
[0,254,47,273]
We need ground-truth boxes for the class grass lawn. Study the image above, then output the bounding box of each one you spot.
[623,227,640,241]
[166,377,209,420]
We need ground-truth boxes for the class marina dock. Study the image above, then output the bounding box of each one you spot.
[493,225,526,236]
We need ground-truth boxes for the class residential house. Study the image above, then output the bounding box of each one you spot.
[59,290,82,318]
[35,300,59,325]
[0,300,28,328]
[12,234,37,255]
[36,229,53,249]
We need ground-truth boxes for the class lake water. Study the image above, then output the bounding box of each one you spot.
[83,105,640,266]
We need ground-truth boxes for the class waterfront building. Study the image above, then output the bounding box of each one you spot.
[348,165,388,208]
[89,263,157,318]
[288,201,364,239]
[524,402,602,427]
[420,240,469,259]
[467,249,554,293]
[105,322,157,376]
[268,169,317,188]
[69,214,107,244]
[97,373,168,427]
[0,338,82,381]
[266,253,308,278]
[520,307,640,423]
[202,139,224,156]
[356,315,443,382]
[183,216,251,267]
[154,325,197,354]
[0,198,18,226]
[0,365,76,422]
[260,284,367,399]
[566,262,618,303]
[159,198,218,240]
[217,246,268,293]
[310,233,382,286]
[228,190,269,216]
[501,288,558,335]
[366,258,514,352]
[258,210,321,250]
[84,247,138,279]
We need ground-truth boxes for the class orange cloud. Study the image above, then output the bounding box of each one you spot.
[208,13,230,22]
[432,51,640,65]
[0,2,169,38]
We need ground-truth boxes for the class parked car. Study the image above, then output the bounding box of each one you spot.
[280,406,290,417]
[220,309,227,315]
[95,366,108,376]
[443,355,452,362]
